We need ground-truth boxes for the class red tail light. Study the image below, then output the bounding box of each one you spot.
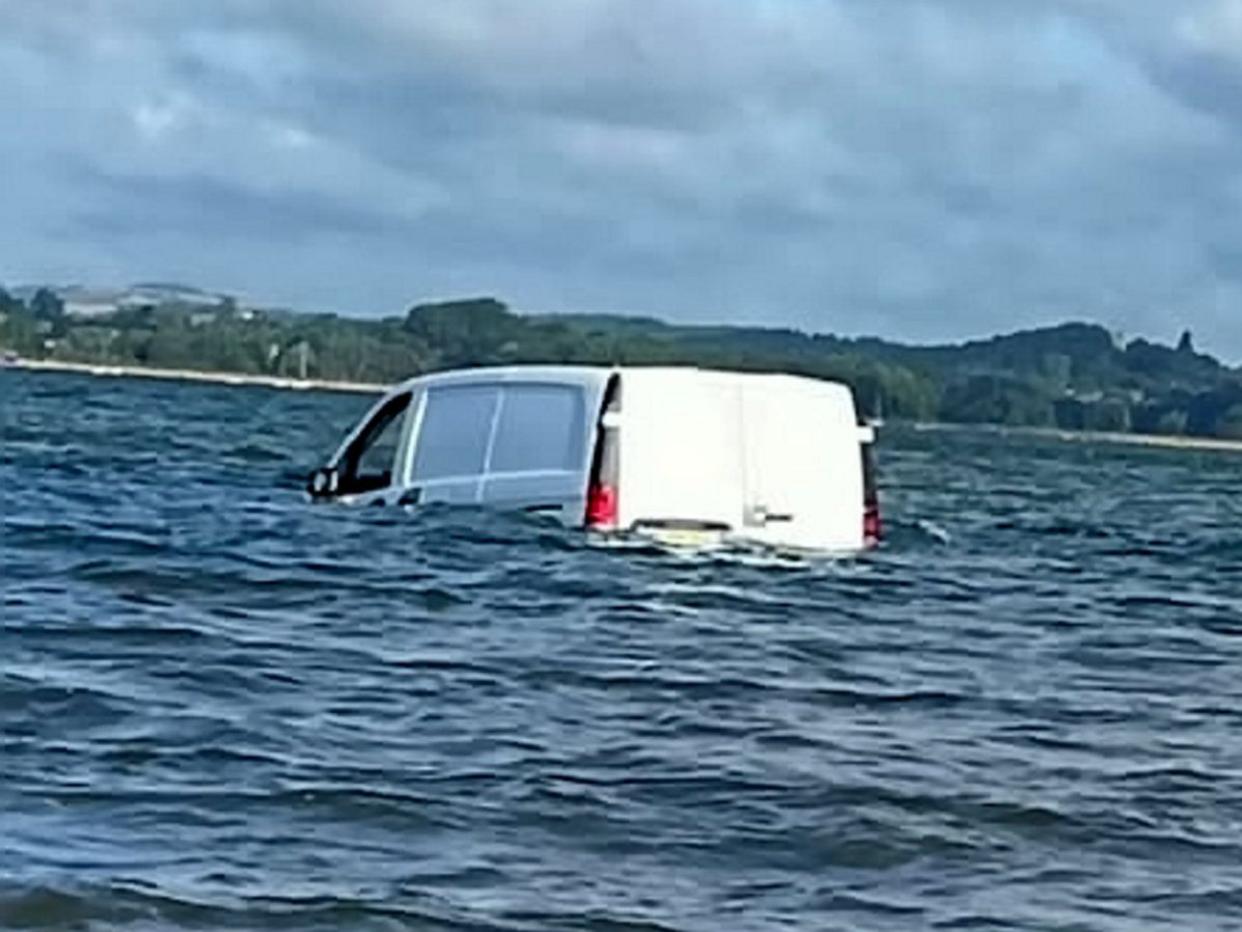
[586,374,622,530]
[864,502,882,547]
[586,483,618,528]
[861,437,880,547]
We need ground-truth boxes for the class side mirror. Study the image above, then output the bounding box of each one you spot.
[306,466,340,499]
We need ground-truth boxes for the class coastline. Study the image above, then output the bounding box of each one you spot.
[6,357,385,395]
[910,420,1242,455]
[8,356,1242,454]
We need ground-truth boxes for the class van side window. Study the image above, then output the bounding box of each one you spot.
[339,392,412,494]
[412,385,499,481]
[490,385,585,473]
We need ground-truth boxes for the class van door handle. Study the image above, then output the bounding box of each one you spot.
[523,503,563,514]
[744,504,794,527]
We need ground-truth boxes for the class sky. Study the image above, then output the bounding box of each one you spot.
[2,1,1241,356]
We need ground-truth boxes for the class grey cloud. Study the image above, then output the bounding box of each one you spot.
[1,0,1240,357]
[70,168,413,239]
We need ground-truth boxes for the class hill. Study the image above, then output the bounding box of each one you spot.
[3,284,1241,438]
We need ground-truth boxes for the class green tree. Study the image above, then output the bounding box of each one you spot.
[0,286,23,314]
[1216,403,1242,440]
[30,287,65,320]
[0,298,40,354]
[404,298,521,368]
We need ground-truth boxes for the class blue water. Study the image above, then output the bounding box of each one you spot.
[3,369,1242,931]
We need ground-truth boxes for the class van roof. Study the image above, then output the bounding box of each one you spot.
[389,365,856,398]
[389,365,611,394]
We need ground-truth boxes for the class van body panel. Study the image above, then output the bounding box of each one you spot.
[739,376,865,551]
[612,369,866,552]
[312,364,875,552]
[323,367,610,518]
[481,472,587,524]
[616,370,746,533]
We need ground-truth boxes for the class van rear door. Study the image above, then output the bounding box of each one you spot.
[740,379,865,551]
[617,371,745,534]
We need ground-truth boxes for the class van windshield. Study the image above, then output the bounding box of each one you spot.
[339,392,411,495]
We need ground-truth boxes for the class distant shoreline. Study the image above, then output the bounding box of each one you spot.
[9,356,1242,454]
[6,357,384,395]
[910,420,1242,454]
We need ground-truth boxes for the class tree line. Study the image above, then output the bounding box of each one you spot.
[3,286,1242,438]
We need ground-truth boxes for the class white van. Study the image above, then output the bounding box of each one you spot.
[307,366,881,552]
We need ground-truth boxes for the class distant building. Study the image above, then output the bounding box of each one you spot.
[63,297,123,318]
[59,286,132,318]
[39,283,242,319]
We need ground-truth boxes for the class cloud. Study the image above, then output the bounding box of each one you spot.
[0,0,1240,356]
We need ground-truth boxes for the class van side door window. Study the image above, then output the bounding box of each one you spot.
[489,385,586,474]
[480,384,589,521]
[411,385,499,484]
[338,392,412,496]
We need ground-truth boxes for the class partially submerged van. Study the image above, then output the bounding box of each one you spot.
[307,366,881,552]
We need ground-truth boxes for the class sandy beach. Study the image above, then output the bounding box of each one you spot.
[8,357,385,395]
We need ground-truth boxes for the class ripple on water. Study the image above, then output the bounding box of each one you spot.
[3,370,1242,931]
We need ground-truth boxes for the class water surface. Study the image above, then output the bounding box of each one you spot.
[3,370,1242,930]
